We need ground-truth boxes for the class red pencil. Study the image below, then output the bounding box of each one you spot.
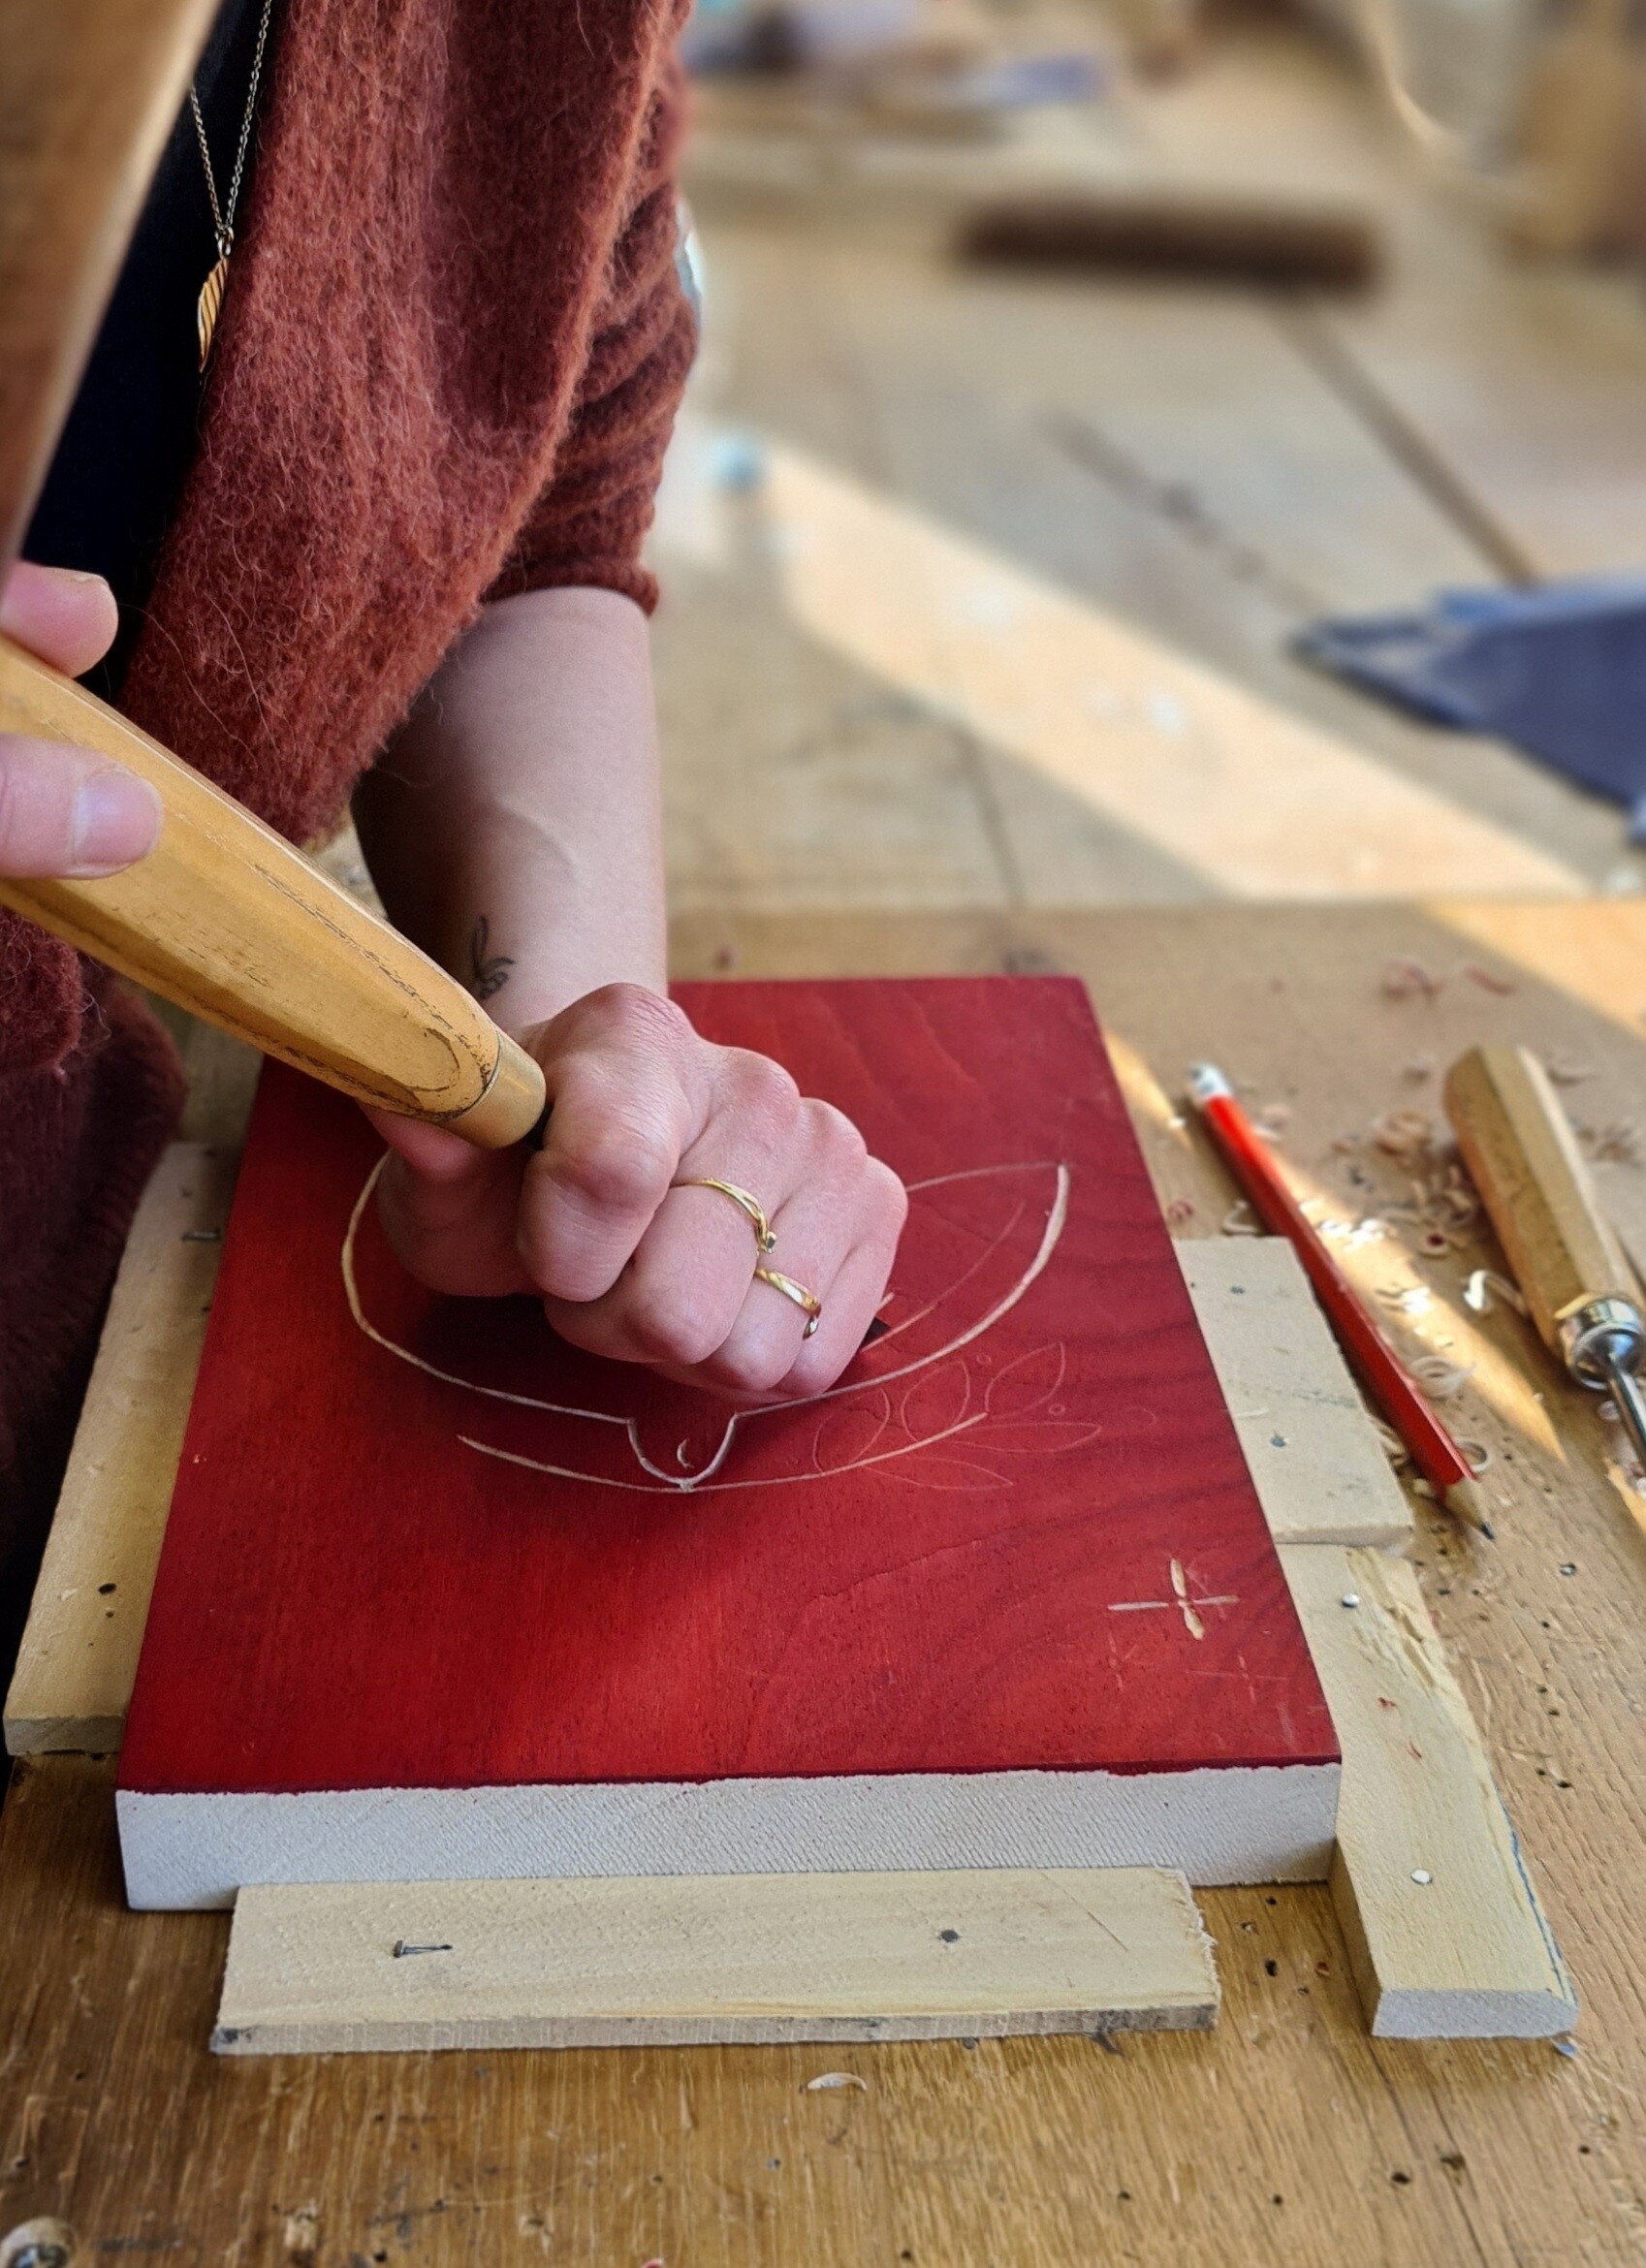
[1187,1064,1492,1537]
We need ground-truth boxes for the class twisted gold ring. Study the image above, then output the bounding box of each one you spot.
[674,1177,776,1254]
[754,1265,823,1339]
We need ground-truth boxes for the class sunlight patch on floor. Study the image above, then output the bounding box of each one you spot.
[758,440,1584,904]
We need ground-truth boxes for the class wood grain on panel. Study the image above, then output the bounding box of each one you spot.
[118,977,1337,1906]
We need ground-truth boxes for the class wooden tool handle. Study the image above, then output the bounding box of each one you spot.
[1443,1043,1634,1350]
[0,636,545,1146]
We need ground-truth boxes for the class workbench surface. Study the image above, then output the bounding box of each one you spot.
[4,899,1642,2266]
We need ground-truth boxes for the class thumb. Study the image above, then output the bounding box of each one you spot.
[0,736,163,879]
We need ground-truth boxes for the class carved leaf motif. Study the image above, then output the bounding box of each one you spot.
[984,1342,1065,1417]
[811,1394,893,1472]
[899,1360,971,1443]
[977,1421,1104,1456]
[888,1456,1002,1491]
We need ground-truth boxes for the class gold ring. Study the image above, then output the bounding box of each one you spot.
[674,1177,776,1254]
[754,1266,823,1339]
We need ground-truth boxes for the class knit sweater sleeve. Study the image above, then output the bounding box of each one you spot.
[484,55,696,617]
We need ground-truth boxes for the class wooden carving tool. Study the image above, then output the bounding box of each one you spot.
[1444,1044,1646,1471]
[0,0,545,1146]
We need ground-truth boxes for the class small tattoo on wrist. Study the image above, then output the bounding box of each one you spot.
[469,916,515,1003]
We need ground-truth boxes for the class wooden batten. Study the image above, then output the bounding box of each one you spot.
[1280,1542,1576,2039]
[1179,1238,1415,1550]
[212,1866,1219,2055]
[5,1143,237,1756]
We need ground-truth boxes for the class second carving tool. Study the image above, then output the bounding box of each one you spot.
[1444,1044,1646,1475]
[1187,1063,1493,1535]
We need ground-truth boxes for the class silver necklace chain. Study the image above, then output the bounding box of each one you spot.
[188,0,275,262]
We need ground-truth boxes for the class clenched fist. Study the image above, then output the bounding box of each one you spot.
[367,984,907,1402]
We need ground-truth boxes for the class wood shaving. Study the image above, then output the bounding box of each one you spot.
[1322,1216,1387,1248]
[1383,1160,1479,1253]
[1164,1197,1196,1227]
[1380,958,1443,1000]
[805,2072,867,2093]
[1465,1268,1528,1316]
[1579,1119,1642,1166]
[1430,1169,1479,1226]
[1379,1285,1433,1316]
[1372,1109,1436,1163]
[1252,1103,1292,1143]
[1220,1200,1261,1236]
[1372,1418,1409,1466]
[1455,1438,1494,1474]
[1461,962,1516,994]
[1543,1055,1595,1087]
[1402,1055,1435,1084]
[1409,1353,1476,1402]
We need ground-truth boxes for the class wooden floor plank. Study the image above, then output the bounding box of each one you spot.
[1130,17,1646,583]
[661,202,1634,905]
[734,420,1582,901]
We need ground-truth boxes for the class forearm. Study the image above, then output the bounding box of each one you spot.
[354,585,666,1031]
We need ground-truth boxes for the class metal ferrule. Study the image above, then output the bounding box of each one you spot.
[1561,1297,1646,1390]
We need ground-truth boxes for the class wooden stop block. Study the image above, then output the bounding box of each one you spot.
[212,1866,1219,2055]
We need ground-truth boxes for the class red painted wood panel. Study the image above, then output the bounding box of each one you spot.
[120,978,1336,1796]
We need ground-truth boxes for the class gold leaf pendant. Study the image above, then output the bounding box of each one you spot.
[197,251,230,369]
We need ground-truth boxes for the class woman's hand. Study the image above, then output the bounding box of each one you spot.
[366,984,908,1402]
[0,562,161,877]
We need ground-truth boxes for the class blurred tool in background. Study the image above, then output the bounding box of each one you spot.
[956,190,1380,290]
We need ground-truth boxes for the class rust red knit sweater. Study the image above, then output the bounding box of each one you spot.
[0,0,695,1603]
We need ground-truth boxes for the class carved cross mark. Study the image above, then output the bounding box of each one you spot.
[1107,1558,1238,1641]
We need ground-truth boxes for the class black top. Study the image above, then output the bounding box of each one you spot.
[24,0,276,697]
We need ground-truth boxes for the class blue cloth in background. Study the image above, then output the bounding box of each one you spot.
[1296,577,1646,836]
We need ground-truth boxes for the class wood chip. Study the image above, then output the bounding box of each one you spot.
[1579,1120,1642,1166]
[1464,1269,1528,1317]
[1409,1354,1475,1403]
[1380,959,1443,1000]
[1371,1110,1436,1163]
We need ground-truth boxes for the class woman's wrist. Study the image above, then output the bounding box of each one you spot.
[356,584,667,1029]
